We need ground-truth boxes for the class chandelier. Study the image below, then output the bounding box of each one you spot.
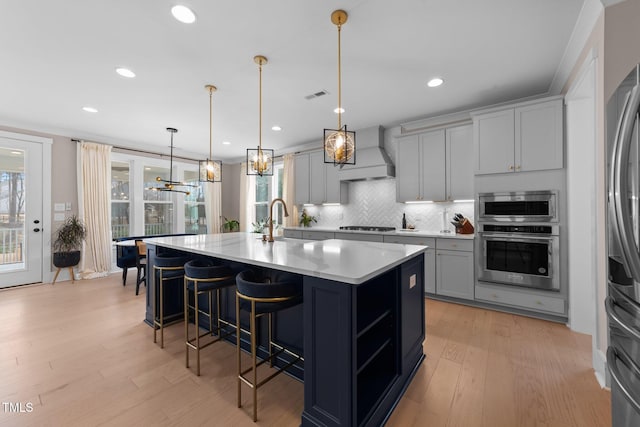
[147,127,195,195]
[246,55,274,176]
[199,84,222,182]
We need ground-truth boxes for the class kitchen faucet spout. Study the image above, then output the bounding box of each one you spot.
[268,198,289,242]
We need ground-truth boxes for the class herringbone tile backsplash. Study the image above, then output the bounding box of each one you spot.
[300,179,474,232]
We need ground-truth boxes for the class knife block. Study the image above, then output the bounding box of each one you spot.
[457,219,475,235]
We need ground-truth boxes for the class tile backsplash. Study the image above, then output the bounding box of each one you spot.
[298,179,474,232]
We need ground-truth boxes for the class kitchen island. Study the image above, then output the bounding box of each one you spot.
[145,233,426,427]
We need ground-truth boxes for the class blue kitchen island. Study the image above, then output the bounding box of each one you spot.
[144,233,426,427]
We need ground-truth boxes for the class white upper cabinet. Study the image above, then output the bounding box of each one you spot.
[295,151,348,205]
[472,96,563,175]
[396,124,473,202]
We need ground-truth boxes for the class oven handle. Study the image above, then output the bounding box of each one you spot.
[479,233,556,243]
[611,83,640,282]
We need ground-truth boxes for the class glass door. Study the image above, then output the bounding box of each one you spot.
[0,138,43,287]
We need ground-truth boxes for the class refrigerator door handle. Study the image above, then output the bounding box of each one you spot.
[606,296,640,342]
[612,84,640,281]
[607,346,640,414]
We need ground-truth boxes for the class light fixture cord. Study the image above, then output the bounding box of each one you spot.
[258,60,263,156]
[169,131,174,183]
[209,87,213,161]
[337,21,342,130]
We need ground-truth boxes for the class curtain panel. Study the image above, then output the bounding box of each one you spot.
[204,181,222,233]
[77,141,112,279]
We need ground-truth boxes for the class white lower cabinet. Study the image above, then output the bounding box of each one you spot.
[435,239,474,300]
[475,282,565,315]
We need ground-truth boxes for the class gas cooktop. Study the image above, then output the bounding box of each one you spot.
[339,226,396,232]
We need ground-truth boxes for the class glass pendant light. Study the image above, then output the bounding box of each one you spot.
[199,84,222,182]
[246,55,274,176]
[324,9,356,166]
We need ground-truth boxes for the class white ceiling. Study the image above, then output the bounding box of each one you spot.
[0,0,587,161]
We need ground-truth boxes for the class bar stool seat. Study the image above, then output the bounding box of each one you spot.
[183,259,236,376]
[235,269,303,422]
[153,253,191,348]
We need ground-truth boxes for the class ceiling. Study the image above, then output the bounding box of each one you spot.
[0,0,587,162]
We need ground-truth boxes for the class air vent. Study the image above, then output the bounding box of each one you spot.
[304,89,329,100]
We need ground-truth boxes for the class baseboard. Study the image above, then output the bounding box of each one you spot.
[593,348,608,389]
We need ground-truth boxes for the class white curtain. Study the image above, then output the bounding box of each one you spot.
[77,141,112,279]
[282,154,299,227]
[239,163,255,232]
[204,181,222,233]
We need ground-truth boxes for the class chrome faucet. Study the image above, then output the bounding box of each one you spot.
[268,198,289,242]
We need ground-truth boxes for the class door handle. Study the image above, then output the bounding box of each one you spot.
[34,219,40,224]
[33,228,41,232]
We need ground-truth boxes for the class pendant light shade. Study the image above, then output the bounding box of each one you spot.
[147,127,196,195]
[199,84,222,182]
[246,55,274,176]
[324,9,356,166]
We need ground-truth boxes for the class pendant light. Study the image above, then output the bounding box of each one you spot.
[324,9,355,166]
[147,127,196,195]
[246,55,274,176]
[199,84,222,182]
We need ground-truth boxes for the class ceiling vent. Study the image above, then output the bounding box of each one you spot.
[304,90,329,100]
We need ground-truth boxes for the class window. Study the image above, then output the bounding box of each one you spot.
[184,170,206,234]
[143,165,173,235]
[253,162,283,232]
[111,161,130,238]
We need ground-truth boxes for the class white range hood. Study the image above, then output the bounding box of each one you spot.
[337,125,395,181]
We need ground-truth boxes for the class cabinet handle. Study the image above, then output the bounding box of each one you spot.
[509,165,514,171]
[516,165,521,171]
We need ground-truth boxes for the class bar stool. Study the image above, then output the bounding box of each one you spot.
[134,240,147,296]
[183,259,236,376]
[153,253,190,348]
[235,270,303,422]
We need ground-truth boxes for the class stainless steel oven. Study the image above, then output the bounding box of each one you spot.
[479,190,558,222]
[477,223,560,291]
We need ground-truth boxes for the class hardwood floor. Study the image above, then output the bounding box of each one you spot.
[0,274,610,426]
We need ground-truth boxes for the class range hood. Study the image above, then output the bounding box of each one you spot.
[337,125,395,181]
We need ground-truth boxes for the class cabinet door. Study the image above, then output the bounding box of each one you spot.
[473,109,515,174]
[436,249,474,300]
[309,151,326,204]
[396,135,421,202]
[420,130,446,201]
[294,154,310,205]
[446,124,473,200]
[424,248,436,294]
[515,99,563,172]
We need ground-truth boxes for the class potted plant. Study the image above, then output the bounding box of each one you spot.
[52,215,87,268]
[251,217,269,233]
[222,217,240,233]
[299,209,317,228]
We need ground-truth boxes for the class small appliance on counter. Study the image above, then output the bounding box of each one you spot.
[450,213,475,234]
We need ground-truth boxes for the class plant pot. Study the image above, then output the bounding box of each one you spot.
[53,251,81,268]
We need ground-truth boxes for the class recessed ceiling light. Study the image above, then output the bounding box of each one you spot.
[427,77,444,88]
[10,151,21,155]
[222,141,231,145]
[171,5,196,24]
[116,67,136,78]
[271,125,282,131]
[334,107,345,114]
[82,106,98,113]
[144,167,151,170]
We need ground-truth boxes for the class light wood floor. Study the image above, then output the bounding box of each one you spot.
[0,274,610,426]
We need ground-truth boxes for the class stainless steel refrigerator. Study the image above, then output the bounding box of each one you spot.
[607,64,640,426]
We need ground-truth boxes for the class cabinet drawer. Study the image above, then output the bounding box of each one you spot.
[302,231,335,240]
[436,238,473,252]
[475,282,566,315]
[383,235,435,247]
[283,229,303,239]
[334,232,383,242]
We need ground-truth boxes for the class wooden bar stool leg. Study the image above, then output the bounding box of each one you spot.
[68,267,74,283]
[52,268,61,285]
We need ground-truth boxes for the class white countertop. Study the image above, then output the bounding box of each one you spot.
[145,233,426,285]
[283,226,475,240]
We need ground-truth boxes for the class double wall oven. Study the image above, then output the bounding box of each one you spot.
[477,191,560,291]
